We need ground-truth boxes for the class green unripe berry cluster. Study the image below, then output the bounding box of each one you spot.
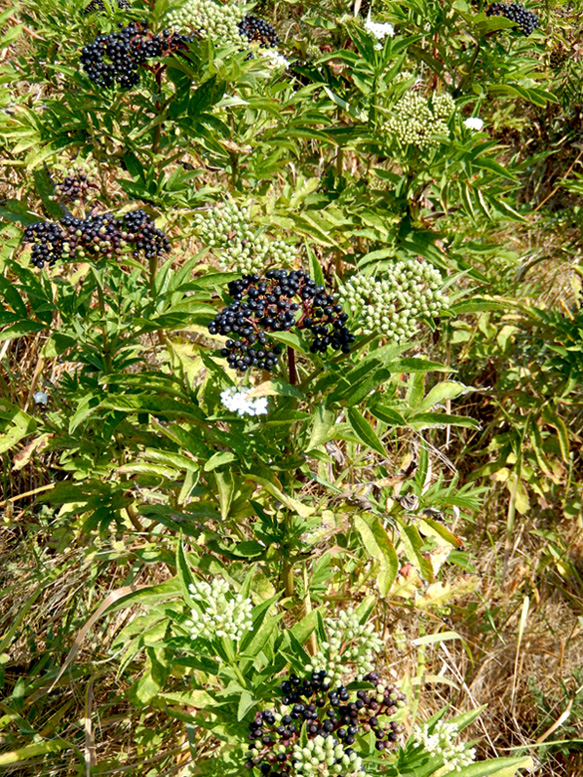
[305,608,384,688]
[292,735,365,776]
[194,201,296,274]
[385,91,455,149]
[339,261,447,342]
[167,0,246,47]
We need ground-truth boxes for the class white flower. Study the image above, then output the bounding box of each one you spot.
[220,387,269,417]
[185,577,253,642]
[364,19,395,41]
[413,720,476,772]
[259,48,290,69]
[463,116,484,132]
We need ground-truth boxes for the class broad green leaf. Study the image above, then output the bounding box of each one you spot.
[247,474,314,517]
[354,515,398,596]
[346,407,385,457]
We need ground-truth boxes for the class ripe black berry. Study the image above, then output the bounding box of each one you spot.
[485,3,539,36]
[80,23,193,90]
[23,209,170,268]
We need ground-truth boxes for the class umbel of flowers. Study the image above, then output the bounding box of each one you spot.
[339,260,446,342]
[184,577,253,641]
[413,719,477,772]
[244,670,405,775]
[193,201,296,275]
[207,270,355,373]
[385,91,455,150]
[304,608,384,687]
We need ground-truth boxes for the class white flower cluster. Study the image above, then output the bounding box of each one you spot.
[463,116,484,132]
[193,201,296,274]
[260,48,290,69]
[305,608,384,687]
[220,386,269,417]
[184,577,253,642]
[364,18,395,49]
[385,91,455,149]
[292,735,365,776]
[413,720,477,773]
[166,0,246,47]
[339,260,447,341]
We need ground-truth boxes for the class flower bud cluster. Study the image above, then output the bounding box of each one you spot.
[185,577,253,642]
[80,23,193,90]
[244,670,405,775]
[23,210,170,268]
[305,609,384,687]
[167,0,247,47]
[339,261,446,342]
[220,386,269,417]
[208,270,354,373]
[292,735,364,776]
[412,719,476,773]
[193,201,295,275]
[385,91,454,150]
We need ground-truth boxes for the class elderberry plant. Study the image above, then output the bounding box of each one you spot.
[80,23,193,89]
[339,261,446,342]
[81,0,130,14]
[23,210,170,268]
[193,201,296,274]
[208,271,354,373]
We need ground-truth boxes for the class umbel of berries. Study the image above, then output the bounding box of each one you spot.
[80,23,193,90]
[23,209,170,268]
[238,15,280,48]
[207,270,355,373]
[244,670,405,775]
[486,3,539,36]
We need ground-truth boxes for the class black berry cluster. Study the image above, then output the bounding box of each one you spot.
[55,172,97,204]
[208,270,355,373]
[82,0,130,14]
[80,23,193,89]
[485,3,539,35]
[244,671,405,775]
[23,209,170,268]
[238,15,280,48]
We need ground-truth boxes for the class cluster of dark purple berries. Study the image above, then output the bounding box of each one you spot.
[244,671,405,775]
[486,3,539,35]
[80,23,193,89]
[238,15,280,48]
[23,209,170,268]
[82,0,129,14]
[54,172,97,204]
[208,270,354,373]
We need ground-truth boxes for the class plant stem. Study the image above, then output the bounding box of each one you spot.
[283,555,295,598]
[288,346,297,385]
[96,283,113,374]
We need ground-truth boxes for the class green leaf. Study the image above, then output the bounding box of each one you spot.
[346,407,385,457]
[416,381,471,413]
[204,451,238,471]
[354,515,398,596]
[176,536,196,607]
[247,474,314,518]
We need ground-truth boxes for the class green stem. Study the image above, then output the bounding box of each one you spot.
[96,284,113,374]
[283,555,295,598]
